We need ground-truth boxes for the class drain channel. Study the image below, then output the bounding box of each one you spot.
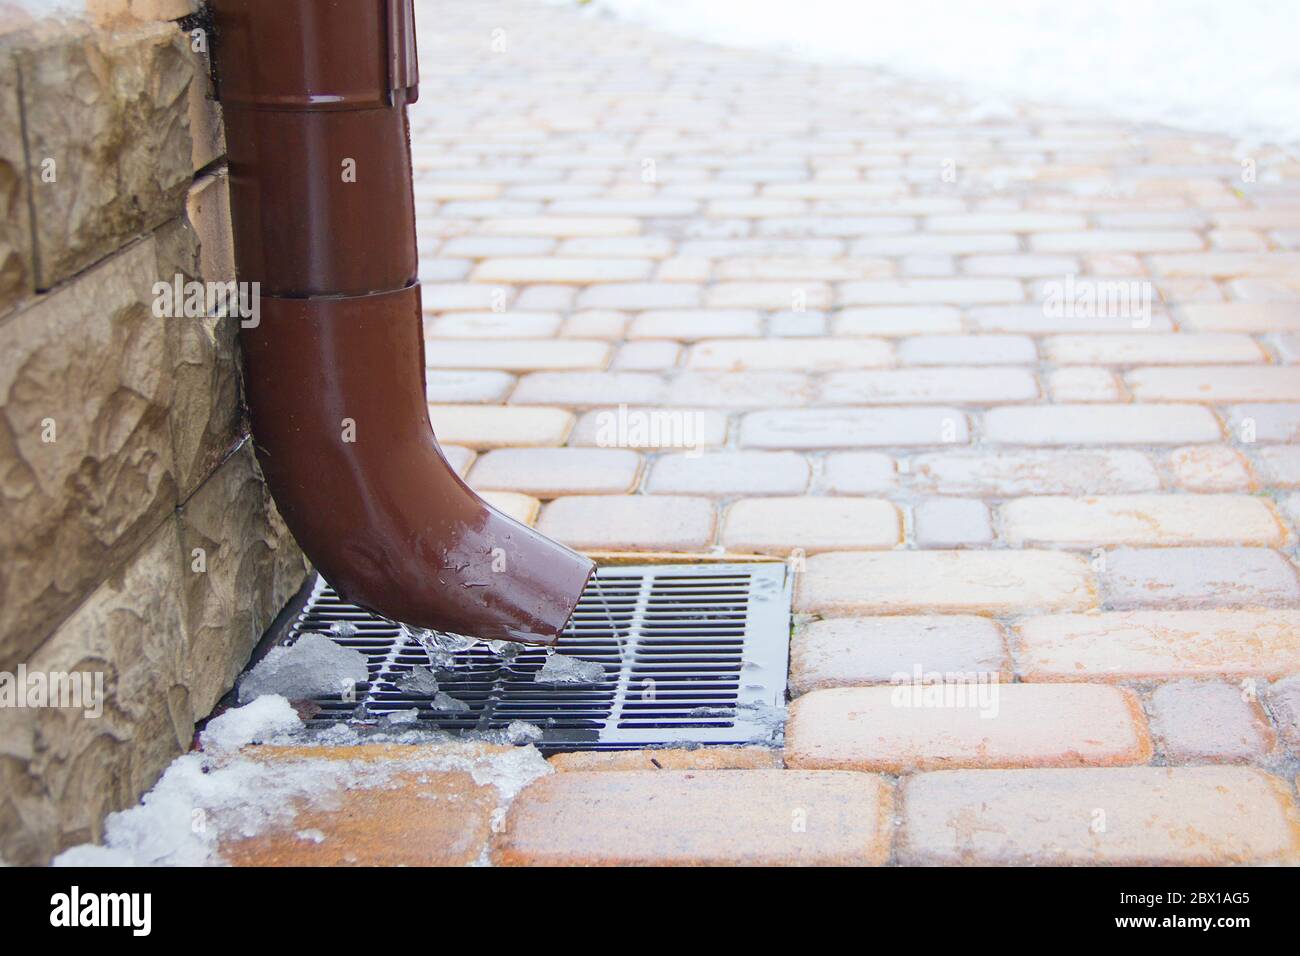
[280,563,792,751]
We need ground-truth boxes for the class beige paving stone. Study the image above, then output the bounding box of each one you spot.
[646,451,809,496]
[1226,404,1300,443]
[471,257,653,283]
[798,550,1095,616]
[479,491,540,526]
[425,370,515,404]
[468,448,643,497]
[426,405,574,449]
[1268,677,1300,751]
[559,310,627,339]
[927,213,1086,233]
[547,748,781,772]
[913,498,993,547]
[967,304,1174,334]
[663,371,813,408]
[741,407,969,448]
[1127,366,1300,402]
[576,282,701,310]
[714,257,895,281]
[964,254,1081,277]
[909,449,1160,495]
[897,335,1036,365]
[1000,494,1285,547]
[1101,547,1300,609]
[1256,446,1300,487]
[721,497,900,554]
[1016,609,1300,680]
[1043,333,1264,365]
[1046,366,1123,402]
[1148,681,1276,762]
[1150,252,1300,277]
[1031,230,1204,252]
[510,371,666,407]
[789,616,1009,695]
[478,217,641,237]
[556,237,673,258]
[1177,303,1300,332]
[704,281,833,310]
[840,279,1024,305]
[611,340,680,370]
[567,406,729,451]
[426,311,562,339]
[834,307,963,336]
[441,445,475,477]
[899,767,1300,865]
[627,309,761,340]
[1168,445,1255,491]
[821,452,898,494]
[983,404,1221,445]
[537,495,715,551]
[850,235,1018,256]
[687,338,893,371]
[427,339,610,371]
[820,367,1039,404]
[786,684,1150,773]
[422,283,515,311]
[493,769,893,866]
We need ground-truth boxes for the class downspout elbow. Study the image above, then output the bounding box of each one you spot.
[210,0,593,642]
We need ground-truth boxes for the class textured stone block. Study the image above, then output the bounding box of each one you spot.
[0,41,32,314]
[0,239,178,669]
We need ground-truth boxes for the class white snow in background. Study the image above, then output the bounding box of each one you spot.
[51,698,553,867]
[576,0,1300,147]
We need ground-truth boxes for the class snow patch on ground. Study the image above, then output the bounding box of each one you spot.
[51,698,553,867]
[576,0,1300,147]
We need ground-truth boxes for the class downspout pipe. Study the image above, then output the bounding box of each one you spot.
[209,0,594,643]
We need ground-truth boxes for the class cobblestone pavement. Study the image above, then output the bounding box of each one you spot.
[241,0,1300,865]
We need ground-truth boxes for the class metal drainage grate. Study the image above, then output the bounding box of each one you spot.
[282,563,791,751]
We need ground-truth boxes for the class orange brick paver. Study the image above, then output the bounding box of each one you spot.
[228,0,1300,867]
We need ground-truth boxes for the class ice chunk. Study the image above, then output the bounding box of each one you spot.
[432,691,471,713]
[237,634,368,704]
[395,666,441,695]
[201,696,302,752]
[534,652,605,684]
[505,721,543,744]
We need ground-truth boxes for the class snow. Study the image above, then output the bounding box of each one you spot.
[236,633,369,704]
[51,698,554,867]
[576,0,1300,147]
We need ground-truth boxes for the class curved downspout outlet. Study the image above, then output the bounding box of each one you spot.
[210,0,594,642]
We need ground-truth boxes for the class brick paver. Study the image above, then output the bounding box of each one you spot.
[233,0,1300,867]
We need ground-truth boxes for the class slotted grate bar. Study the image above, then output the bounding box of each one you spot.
[279,563,791,750]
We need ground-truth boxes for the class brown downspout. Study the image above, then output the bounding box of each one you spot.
[208,0,593,643]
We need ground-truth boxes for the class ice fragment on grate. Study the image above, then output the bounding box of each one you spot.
[237,634,369,704]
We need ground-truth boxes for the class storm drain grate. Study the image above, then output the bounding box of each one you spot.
[283,563,791,751]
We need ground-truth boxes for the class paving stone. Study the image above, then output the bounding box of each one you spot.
[964,254,1081,277]
[834,307,963,336]
[480,491,541,526]
[899,767,1300,865]
[478,217,641,237]
[1148,681,1276,762]
[913,498,993,547]
[821,452,898,494]
[559,310,627,339]
[687,338,893,371]
[769,311,828,336]
[908,450,1160,495]
[468,448,643,497]
[714,256,894,281]
[704,281,834,310]
[1000,494,1285,547]
[786,684,1150,773]
[493,769,893,866]
[472,257,653,283]
[576,282,702,310]
[1226,404,1300,444]
[798,550,1094,616]
[510,371,666,407]
[1177,303,1300,332]
[1267,676,1300,751]
[221,745,500,867]
[1256,446,1300,487]
[1150,252,1300,277]
[441,445,475,477]
[928,212,1086,233]
[646,451,809,496]
[1167,445,1255,491]
[627,309,761,340]
[1031,230,1205,252]
[567,406,729,451]
[820,367,1039,404]
[611,341,680,370]
[839,279,1024,305]
[1043,333,1264,365]
[426,405,574,449]
[741,408,969,448]
[983,404,1221,445]
[721,497,900,554]
[548,748,781,772]
[789,616,1009,695]
[1046,367,1123,402]
[1102,547,1300,609]
[537,495,715,551]
[424,370,516,404]
[422,283,515,311]
[556,237,674,258]
[1016,609,1300,680]
[897,335,1036,365]
[426,312,562,339]
[1127,366,1300,402]
[427,339,610,372]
